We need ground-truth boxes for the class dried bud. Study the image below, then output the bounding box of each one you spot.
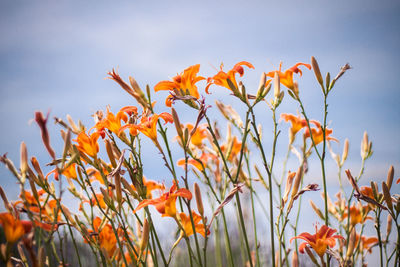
[194,183,204,216]
[340,139,349,166]
[140,219,150,252]
[311,56,324,87]
[387,165,394,190]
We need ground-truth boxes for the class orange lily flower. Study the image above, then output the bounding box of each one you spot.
[342,203,372,226]
[266,62,311,90]
[304,121,338,145]
[133,182,192,217]
[154,64,205,106]
[221,136,244,161]
[280,113,308,136]
[177,153,216,172]
[130,177,166,199]
[73,131,100,158]
[181,123,209,148]
[355,235,378,254]
[205,61,254,93]
[290,224,344,257]
[87,217,117,258]
[94,106,138,137]
[120,112,173,143]
[46,163,78,181]
[179,211,209,237]
[0,212,54,243]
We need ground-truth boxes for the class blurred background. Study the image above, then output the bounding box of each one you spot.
[0,0,399,265]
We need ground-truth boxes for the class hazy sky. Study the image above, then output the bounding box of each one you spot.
[0,2,399,258]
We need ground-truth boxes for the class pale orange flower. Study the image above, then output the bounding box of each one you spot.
[177,153,215,172]
[181,123,209,148]
[266,62,311,90]
[280,113,308,136]
[87,217,117,258]
[134,182,192,217]
[73,131,100,158]
[342,203,373,226]
[221,136,244,161]
[154,64,205,106]
[290,224,344,257]
[206,61,254,93]
[94,106,138,137]
[130,177,166,199]
[304,121,338,145]
[355,235,378,254]
[179,211,209,237]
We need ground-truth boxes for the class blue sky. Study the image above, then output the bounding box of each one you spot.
[0,1,399,262]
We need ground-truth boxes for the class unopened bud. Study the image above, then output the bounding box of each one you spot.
[283,171,296,204]
[273,71,280,99]
[292,81,299,99]
[382,182,393,211]
[386,215,392,239]
[105,140,117,168]
[309,200,324,220]
[38,246,46,267]
[341,139,349,166]
[140,219,150,252]
[386,165,394,190]
[20,142,28,182]
[194,183,204,216]
[171,108,183,141]
[311,56,324,87]
[0,186,11,212]
[291,166,303,198]
[66,114,80,133]
[361,131,369,159]
[346,227,356,259]
[292,250,299,267]
[325,72,331,90]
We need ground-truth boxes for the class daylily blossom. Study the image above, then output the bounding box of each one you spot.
[342,203,373,226]
[206,61,254,94]
[74,131,100,158]
[119,112,173,143]
[290,224,344,257]
[154,64,205,106]
[280,113,308,136]
[266,62,311,90]
[87,217,118,258]
[179,211,208,237]
[177,153,216,171]
[94,106,138,137]
[221,136,244,161]
[304,120,338,145]
[133,182,192,217]
[180,123,209,148]
[130,177,166,199]
[355,235,378,254]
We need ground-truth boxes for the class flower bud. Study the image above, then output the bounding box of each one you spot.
[194,183,204,216]
[346,227,356,259]
[341,138,349,166]
[309,200,324,220]
[382,182,393,211]
[291,166,303,198]
[273,71,280,99]
[282,171,296,204]
[386,165,394,190]
[386,215,392,240]
[20,142,28,182]
[311,56,324,87]
[140,219,150,252]
[292,250,299,267]
[171,108,184,141]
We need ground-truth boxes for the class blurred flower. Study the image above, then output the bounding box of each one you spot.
[221,136,244,161]
[0,212,26,243]
[266,62,311,90]
[179,211,209,237]
[206,61,254,94]
[355,235,378,254]
[130,177,166,199]
[290,224,344,257]
[304,121,338,145]
[154,64,205,106]
[134,182,192,217]
[88,217,117,258]
[94,106,138,137]
[342,203,372,226]
[177,153,216,172]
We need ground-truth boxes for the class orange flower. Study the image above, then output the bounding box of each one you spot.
[120,112,173,143]
[280,113,308,136]
[179,211,209,237]
[130,177,166,198]
[290,225,344,257]
[154,64,205,106]
[73,131,100,158]
[46,163,78,181]
[134,182,192,217]
[304,121,338,145]
[94,106,138,137]
[88,217,117,258]
[355,235,378,254]
[0,213,54,243]
[221,136,244,161]
[0,213,26,243]
[177,153,214,172]
[266,62,311,90]
[342,203,372,226]
[205,61,254,93]
[181,123,208,148]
